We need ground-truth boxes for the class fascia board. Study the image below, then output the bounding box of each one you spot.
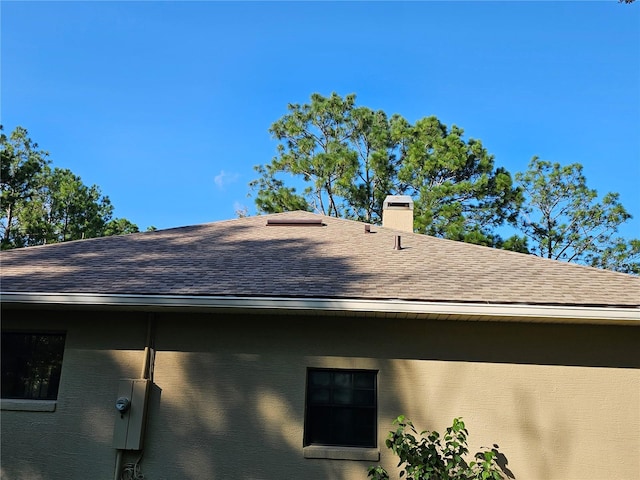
[1,292,639,325]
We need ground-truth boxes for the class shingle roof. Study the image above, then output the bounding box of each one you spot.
[1,211,638,307]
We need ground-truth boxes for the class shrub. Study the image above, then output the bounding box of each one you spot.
[368,416,505,480]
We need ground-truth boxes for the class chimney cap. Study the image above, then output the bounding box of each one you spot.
[383,195,414,210]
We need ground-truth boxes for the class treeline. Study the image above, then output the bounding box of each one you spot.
[250,93,639,274]
[1,126,140,249]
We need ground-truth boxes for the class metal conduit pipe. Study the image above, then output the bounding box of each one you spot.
[140,314,156,381]
[113,451,124,480]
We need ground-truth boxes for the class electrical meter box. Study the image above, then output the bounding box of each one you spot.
[113,378,150,450]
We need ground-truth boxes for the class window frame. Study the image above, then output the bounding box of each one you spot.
[1,330,66,407]
[303,367,378,450]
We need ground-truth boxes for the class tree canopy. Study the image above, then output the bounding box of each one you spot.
[250,92,639,273]
[1,126,139,249]
[251,92,524,248]
[515,157,639,274]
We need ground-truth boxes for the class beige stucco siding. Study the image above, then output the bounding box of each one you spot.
[1,309,639,480]
[1,313,148,480]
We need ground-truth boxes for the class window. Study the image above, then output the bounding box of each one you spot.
[1,332,66,400]
[304,368,377,448]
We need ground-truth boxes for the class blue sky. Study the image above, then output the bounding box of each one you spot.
[2,1,639,239]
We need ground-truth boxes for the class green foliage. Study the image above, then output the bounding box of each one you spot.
[1,126,139,249]
[253,93,639,271]
[368,416,506,480]
[589,238,640,275]
[515,156,639,273]
[392,116,521,243]
[250,93,522,247]
[1,125,50,247]
[497,235,529,254]
[104,218,140,236]
[252,93,639,272]
[250,165,311,213]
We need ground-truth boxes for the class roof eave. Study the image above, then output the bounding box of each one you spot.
[2,292,638,326]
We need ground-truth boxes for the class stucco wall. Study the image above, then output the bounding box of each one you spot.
[2,309,639,480]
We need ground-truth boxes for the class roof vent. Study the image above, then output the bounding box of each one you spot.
[266,218,324,227]
[382,195,414,233]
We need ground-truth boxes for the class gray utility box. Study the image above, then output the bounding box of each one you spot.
[113,379,150,450]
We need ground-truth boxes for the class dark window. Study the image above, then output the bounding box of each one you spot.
[1,332,66,400]
[304,368,377,448]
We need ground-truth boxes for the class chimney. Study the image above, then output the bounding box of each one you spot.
[382,195,414,233]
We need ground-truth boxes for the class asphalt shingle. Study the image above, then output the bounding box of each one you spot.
[1,211,638,307]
